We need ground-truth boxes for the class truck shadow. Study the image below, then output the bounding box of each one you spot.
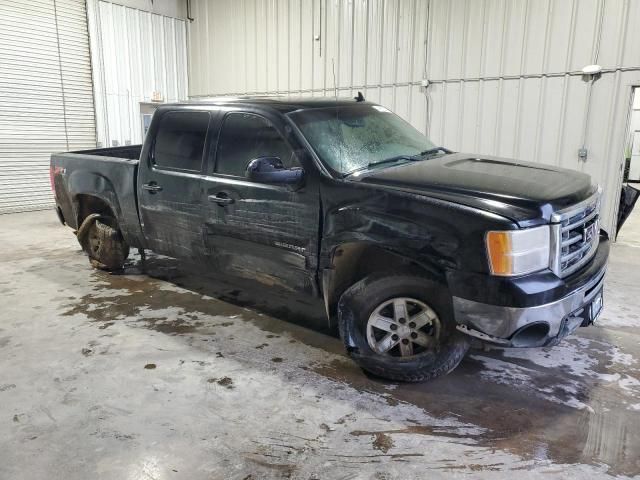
[124,251,333,335]
[96,251,637,476]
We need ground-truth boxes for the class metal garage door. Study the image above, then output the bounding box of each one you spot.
[0,0,96,214]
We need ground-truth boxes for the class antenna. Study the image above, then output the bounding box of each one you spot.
[331,58,338,101]
[331,58,342,172]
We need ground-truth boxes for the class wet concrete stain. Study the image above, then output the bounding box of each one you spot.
[61,256,328,343]
[57,253,640,476]
[351,425,479,442]
[247,457,296,478]
[145,317,205,335]
[208,377,234,389]
[371,432,394,453]
[313,351,639,474]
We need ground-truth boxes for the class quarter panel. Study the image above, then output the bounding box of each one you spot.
[52,153,144,248]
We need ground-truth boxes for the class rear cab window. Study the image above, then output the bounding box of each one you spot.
[153,111,210,172]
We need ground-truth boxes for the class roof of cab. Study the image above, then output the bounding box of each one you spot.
[161,95,374,114]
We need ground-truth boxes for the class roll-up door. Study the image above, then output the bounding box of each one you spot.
[0,0,96,213]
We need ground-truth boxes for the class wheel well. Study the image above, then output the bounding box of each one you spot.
[75,194,116,227]
[324,243,440,318]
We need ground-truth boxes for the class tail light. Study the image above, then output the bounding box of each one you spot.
[50,165,55,193]
[50,165,64,198]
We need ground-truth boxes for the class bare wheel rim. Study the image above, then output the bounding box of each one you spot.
[366,297,442,358]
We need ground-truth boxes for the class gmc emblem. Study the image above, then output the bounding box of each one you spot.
[583,222,597,243]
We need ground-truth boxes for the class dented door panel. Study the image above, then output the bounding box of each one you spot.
[201,175,319,293]
[139,168,206,258]
[137,109,212,259]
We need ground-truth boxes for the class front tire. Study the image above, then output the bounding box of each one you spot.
[338,271,470,382]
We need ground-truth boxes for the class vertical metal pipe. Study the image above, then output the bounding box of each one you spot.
[423,0,430,136]
[578,0,606,167]
[52,0,70,151]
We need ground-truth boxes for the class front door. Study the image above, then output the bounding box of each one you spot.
[138,109,211,259]
[201,111,320,293]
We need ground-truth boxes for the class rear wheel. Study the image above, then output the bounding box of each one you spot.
[338,272,470,382]
[82,219,129,271]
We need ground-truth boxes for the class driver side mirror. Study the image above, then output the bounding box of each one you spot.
[245,157,304,185]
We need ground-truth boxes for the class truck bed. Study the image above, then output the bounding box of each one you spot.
[73,144,143,160]
[50,146,145,249]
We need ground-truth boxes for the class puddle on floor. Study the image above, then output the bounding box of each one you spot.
[56,252,640,476]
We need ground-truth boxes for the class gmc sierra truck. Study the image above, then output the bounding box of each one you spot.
[50,96,608,381]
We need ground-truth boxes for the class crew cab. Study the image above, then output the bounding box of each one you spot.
[50,97,609,381]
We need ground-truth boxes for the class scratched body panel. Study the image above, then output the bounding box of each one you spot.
[50,146,146,249]
[201,162,320,295]
[50,97,608,334]
[138,169,205,259]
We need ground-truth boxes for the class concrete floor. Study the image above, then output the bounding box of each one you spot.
[1,210,639,479]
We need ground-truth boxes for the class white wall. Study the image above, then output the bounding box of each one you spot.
[187,0,640,235]
[87,0,189,147]
[628,88,640,180]
[100,0,188,19]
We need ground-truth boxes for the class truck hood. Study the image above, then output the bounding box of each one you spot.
[351,153,594,226]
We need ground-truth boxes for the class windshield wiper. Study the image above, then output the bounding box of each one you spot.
[419,146,452,157]
[368,154,420,168]
[344,149,451,177]
[344,155,418,177]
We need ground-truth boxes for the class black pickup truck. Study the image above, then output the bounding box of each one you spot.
[51,97,608,381]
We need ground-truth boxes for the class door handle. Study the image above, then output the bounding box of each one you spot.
[208,193,234,205]
[142,183,163,193]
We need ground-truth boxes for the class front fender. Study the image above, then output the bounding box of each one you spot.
[322,204,462,273]
[320,182,519,276]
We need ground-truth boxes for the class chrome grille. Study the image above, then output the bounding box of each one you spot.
[550,187,601,278]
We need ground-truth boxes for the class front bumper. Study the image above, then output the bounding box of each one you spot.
[451,235,609,347]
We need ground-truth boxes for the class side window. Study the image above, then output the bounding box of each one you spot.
[215,112,297,177]
[154,111,210,171]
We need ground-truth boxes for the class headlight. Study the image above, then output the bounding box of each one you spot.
[485,226,550,276]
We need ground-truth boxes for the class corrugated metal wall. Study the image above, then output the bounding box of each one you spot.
[87,0,189,148]
[629,88,640,180]
[187,0,640,234]
[0,0,96,213]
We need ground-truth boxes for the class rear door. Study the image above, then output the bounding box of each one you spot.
[201,110,320,293]
[138,109,211,259]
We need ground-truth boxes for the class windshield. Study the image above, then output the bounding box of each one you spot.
[288,104,436,175]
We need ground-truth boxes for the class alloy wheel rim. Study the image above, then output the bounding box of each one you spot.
[366,297,441,358]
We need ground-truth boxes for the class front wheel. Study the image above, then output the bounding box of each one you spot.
[338,272,470,382]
